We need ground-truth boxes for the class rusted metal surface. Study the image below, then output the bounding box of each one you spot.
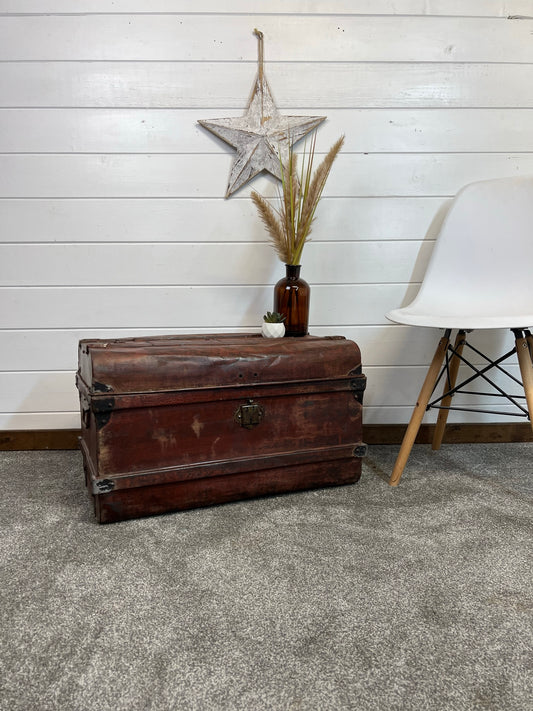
[77,333,366,523]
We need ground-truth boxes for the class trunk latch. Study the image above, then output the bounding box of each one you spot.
[234,399,265,429]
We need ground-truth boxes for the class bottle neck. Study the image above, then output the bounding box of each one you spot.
[285,264,301,279]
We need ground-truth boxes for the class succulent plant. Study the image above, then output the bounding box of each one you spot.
[263,311,286,323]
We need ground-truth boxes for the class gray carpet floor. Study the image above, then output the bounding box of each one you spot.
[1,444,532,711]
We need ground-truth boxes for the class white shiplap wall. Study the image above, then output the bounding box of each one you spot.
[1,0,533,430]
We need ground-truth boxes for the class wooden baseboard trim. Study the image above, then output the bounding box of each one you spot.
[363,423,533,445]
[1,424,532,451]
[0,430,80,451]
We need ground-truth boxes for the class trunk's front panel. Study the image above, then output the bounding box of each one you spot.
[96,384,362,478]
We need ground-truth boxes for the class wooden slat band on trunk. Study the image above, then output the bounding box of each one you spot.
[76,373,367,412]
[80,438,365,493]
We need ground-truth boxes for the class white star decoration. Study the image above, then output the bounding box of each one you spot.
[198,29,326,197]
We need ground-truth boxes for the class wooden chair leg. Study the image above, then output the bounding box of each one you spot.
[516,335,533,434]
[389,332,450,487]
[525,330,533,365]
[432,330,466,451]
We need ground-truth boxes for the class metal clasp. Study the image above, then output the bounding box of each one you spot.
[234,399,265,429]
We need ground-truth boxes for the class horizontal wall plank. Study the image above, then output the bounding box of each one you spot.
[0,364,525,414]
[2,153,533,198]
[0,372,79,413]
[0,197,448,243]
[362,405,529,425]
[3,405,528,430]
[0,284,420,328]
[2,62,533,108]
[2,16,532,62]
[4,108,533,153]
[0,1,529,18]
[1,406,528,432]
[0,241,433,286]
[0,413,81,430]
[364,364,525,410]
[0,326,517,371]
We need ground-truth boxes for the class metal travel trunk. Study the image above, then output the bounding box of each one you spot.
[76,333,367,523]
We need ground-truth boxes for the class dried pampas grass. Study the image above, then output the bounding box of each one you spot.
[252,132,344,265]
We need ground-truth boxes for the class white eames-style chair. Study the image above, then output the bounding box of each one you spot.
[386,176,533,486]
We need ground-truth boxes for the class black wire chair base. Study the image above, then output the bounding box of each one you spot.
[427,329,531,420]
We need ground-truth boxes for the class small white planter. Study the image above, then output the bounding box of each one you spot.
[261,322,285,338]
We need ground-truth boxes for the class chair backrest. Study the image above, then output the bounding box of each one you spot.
[410,176,533,320]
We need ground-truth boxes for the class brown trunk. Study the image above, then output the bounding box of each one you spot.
[76,333,366,523]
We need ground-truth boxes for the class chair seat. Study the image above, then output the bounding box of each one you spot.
[387,307,533,330]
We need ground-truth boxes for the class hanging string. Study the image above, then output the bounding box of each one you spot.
[253,28,264,82]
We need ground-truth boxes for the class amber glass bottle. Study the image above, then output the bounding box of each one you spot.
[274,265,310,337]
